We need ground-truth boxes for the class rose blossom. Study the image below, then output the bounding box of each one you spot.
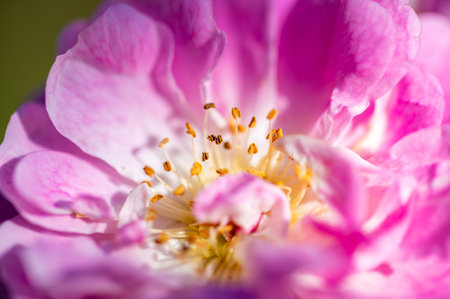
[1,0,449,298]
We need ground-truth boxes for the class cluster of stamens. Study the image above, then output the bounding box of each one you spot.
[138,103,325,281]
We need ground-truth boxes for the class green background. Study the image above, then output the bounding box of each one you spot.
[0,1,102,141]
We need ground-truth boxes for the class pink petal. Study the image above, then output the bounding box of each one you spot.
[278,135,367,228]
[415,14,450,124]
[375,125,450,171]
[129,0,226,108]
[277,0,419,134]
[117,184,151,245]
[210,0,282,119]
[46,4,186,181]
[0,217,72,258]
[11,151,128,234]
[0,102,76,167]
[0,236,183,299]
[382,66,444,148]
[194,173,290,236]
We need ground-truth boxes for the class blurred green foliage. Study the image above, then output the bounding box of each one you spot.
[0,0,102,141]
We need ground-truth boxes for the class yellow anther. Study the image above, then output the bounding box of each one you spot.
[272,128,283,142]
[144,166,155,177]
[215,135,223,145]
[199,226,210,238]
[248,116,256,128]
[203,103,216,110]
[163,161,172,172]
[155,233,170,244]
[191,161,202,176]
[145,207,158,221]
[223,142,232,150]
[231,107,241,119]
[216,168,229,176]
[141,180,152,188]
[186,122,196,138]
[238,124,246,133]
[267,109,278,120]
[173,185,186,196]
[72,212,86,218]
[159,137,169,148]
[151,194,163,203]
[207,135,216,142]
[266,128,283,143]
[248,143,258,155]
[247,168,266,179]
[201,152,209,161]
[218,224,234,234]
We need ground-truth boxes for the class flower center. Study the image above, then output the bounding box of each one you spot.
[136,104,325,282]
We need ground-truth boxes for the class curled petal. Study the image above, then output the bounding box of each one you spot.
[194,173,290,236]
[278,135,367,228]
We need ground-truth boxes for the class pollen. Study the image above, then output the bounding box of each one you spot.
[224,142,232,149]
[186,122,196,138]
[202,152,209,161]
[207,135,216,142]
[142,180,152,187]
[216,168,229,176]
[163,161,172,172]
[155,233,170,244]
[144,166,155,177]
[267,128,283,143]
[203,102,216,110]
[191,161,202,176]
[215,135,223,145]
[248,116,256,128]
[231,107,241,119]
[159,137,169,148]
[267,109,278,120]
[151,194,163,203]
[173,185,186,196]
[248,143,258,155]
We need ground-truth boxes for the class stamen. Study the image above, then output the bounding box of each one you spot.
[207,135,216,143]
[216,168,229,176]
[144,166,155,177]
[163,161,172,172]
[224,142,232,150]
[238,125,246,133]
[155,233,170,244]
[202,152,209,161]
[248,117,256,128]
[271,128,283,143]
[215,135,223,145]
[159,137,170,148]
[141,180,152,187]
[267,109,278,120]
[247,143,258,155]
[151,194,163,203]
[186,122,197,138]
[191,162,202,176]
[203,103,216,110]
[173,185,186,196]
[231,107,241,120]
